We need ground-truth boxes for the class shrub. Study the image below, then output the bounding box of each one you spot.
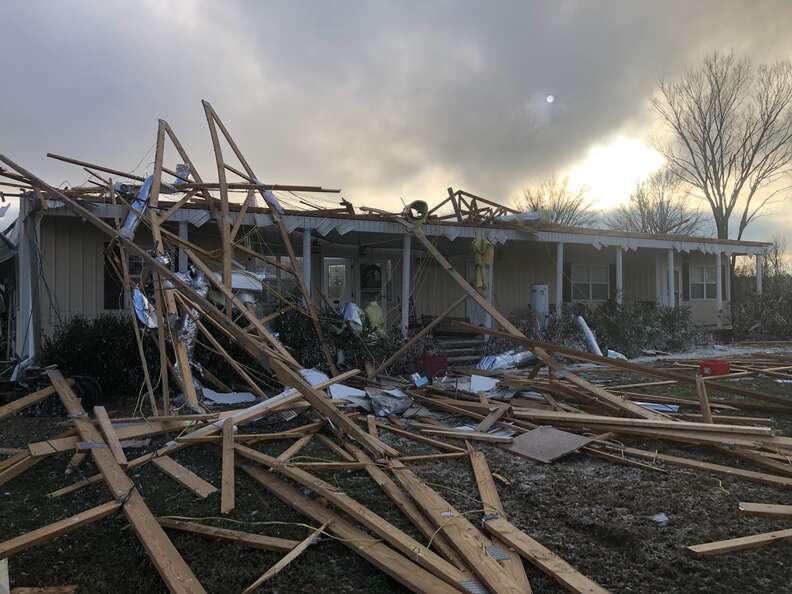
[505,301,704,358]
[731,292,792,340]
[40,314,160,401]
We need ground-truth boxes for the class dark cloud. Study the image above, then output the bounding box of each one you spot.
[1,0,791,238]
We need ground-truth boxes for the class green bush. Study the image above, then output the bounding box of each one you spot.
[40,314,160,401]
[731,292,792,340]
[506,301,703,358]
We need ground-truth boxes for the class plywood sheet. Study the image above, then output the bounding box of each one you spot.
[504,426,591,463]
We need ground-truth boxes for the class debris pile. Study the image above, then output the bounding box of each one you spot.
[1,103,792,593]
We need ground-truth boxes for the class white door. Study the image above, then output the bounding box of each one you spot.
[323,258,353,311]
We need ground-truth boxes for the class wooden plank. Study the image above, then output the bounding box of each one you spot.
[345,444,467,571]
[241,522,328,593]
[152,456,218,499]
[696,375,713,424]
[476,404,509,433]
[468,449,533,593]
[366,415,379,439]
[484,516,610,594]
[601,445,792,487]
[0,556,7,594]
[0,500,121,557]
[0,455,42,488]
[389,463,524,594]
[201,102,337,375]
[510,409,772,435]
[0,385,63,420]
[94,406,128,466]
[376,421,465,453]
[221,418,235,513]
[157,518,298,552]
[275,435,314,464]
[235,445,472,590]
[240,463,461,594]
[269,359,399,458]
[420,429,513,443]
[738,502,792,518]
[46,369,206,594]
[687,527,792,557]
[11,585,77,594]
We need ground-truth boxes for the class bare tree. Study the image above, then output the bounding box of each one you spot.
[518,175,598,227]
[606,168,707,236]
[653,51,792,240]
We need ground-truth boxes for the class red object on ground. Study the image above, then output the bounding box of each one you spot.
[419,354,448,378]
[699,359,730,376]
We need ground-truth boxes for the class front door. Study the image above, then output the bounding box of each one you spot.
[322,258,353,311]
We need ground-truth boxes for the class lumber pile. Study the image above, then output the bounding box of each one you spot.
[1,103,792,592]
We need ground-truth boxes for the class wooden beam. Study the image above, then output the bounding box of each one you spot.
[152,456,218,499]
[0,385,64,420]
[366,414,379,439]
[420,429,513,443]
[241,463,461,594]
[468,449,533,593]
[0,500,121,557]
[738,502,792,518]
[600,445,792,488]
[235,445,471,590]
[94,406,128,466]
[375,421,465,453]
[389,463,524,594]
[46,369,206,594]
[696,375,713,424]
[315,434,356,462]
[345,444,466,571]
[241,522,328,593]
[687,527,792,557]
[476,404,509,433]
[221,418,235,514]
[483,517,610,594]
[157,518,298,552]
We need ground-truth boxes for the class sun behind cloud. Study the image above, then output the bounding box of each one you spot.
[566,136,665,210]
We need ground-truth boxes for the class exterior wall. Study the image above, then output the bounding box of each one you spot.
[28,214,734,347]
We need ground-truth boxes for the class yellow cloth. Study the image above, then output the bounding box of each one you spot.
[364,300,386,336]
[471,237,494,293]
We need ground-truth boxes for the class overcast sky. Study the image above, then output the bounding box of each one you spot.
[1,1,791,241]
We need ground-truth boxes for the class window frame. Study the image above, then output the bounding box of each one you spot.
[570,263,610,302]
[689,264,717,301]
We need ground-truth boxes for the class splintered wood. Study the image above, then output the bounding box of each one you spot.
[1,106,791,592]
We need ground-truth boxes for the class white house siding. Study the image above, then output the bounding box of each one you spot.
[493,241,555,316]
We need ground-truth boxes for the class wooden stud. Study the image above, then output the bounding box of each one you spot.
[483,517,610,594]
[696,375,714,424]
[94,406,128,467]
[221,418,235,514]
[388,463,523,594]
[738,502,792,518]
[0,385,63,420]
[152,456,218,499]
[46,369,206,594]
[687,527,792,557]
[235,445,471,590]
[468,449,533,593]
[158,519,298,552]
[241,464,460,594]
[241,522,328,593]
[366,415,379,439]
[0,501,121,557]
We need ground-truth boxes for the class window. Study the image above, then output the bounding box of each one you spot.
[104,243,147,310]
[690,265,716,299]
[571,264,609,301]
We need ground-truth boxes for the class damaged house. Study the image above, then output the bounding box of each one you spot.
[10,185,770,366]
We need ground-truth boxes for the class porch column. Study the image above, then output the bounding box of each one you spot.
[302,229,312,296]
[555,242,564,313]
[615,246,623,305]
[715,251,723,327]
[667,248,675,306]
[725,254,731,302]
[178,222,188,272]
[400,234,411,338]
[484,254,494,329]
[756,253,764,294]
